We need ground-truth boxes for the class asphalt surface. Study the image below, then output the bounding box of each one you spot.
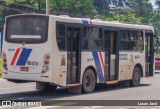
[0,74,160,109]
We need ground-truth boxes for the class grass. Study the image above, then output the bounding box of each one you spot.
[0,58,2,79]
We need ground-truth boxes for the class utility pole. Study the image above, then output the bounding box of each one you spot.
[46,0,50,15]
[38,0,41,14]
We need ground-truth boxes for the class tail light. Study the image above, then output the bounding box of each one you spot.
[2,52,8,70]
[42,54,50,73]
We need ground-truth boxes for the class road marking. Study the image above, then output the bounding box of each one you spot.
[81,107,91,109]
[92,106,104,109]
[26,106,61,109]
[80,106,104,109]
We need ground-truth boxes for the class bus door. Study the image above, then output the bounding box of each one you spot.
[103,30,119,81]
[145,32,154,76]
[66,26,81,84]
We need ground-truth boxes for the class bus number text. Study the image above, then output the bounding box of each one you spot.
[27,61,40,66]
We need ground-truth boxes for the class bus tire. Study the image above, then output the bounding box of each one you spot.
[82,69,96,93]
[43,83,57,91]
[130,67,141,86]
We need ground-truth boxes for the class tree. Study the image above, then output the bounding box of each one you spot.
[93,0,110,15]
[50,0,96,17]
[0,0,39,32]
[150,12,160,36]
[100,12,142,24]
[129,0,153,24]
[155,0,160,11]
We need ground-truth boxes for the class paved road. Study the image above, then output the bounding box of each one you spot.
[0,74,160,109]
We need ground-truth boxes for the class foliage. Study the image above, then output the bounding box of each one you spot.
[0,0,160,55]
[0,0,159,35]
[0,0,38,32]
[100,12,142,24]
[150,12,160,35]
[131,0,153,17]
[49,0,96,17]
[155,0,160,11]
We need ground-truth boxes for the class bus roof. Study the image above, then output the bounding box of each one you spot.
[6,14,154,32]
[51,15,154,32]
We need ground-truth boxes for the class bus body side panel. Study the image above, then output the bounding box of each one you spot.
[50,18,67,86]
[80,52,105,84]
[119,52,145,81]
[40,17,54,83]
[51,51,67,86]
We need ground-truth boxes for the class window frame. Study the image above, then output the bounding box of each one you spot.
[56,22,83,51]
[56,22,66,51]
[119,29,131,51]
[82,26,104,51]
[119,28,144,52]
[5,15,49,44]
[56,21,146,53]
[130,30,144,51]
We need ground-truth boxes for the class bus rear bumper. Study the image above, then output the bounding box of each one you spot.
[5,71,41,82]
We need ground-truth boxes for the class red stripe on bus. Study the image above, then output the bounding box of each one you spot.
[89,20,93,25]
[11,48,20,65]
[99,52,105,69]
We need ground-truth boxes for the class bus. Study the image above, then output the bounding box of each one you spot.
[2,14,155,93]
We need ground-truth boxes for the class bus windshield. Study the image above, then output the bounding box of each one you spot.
[5,15,48,44]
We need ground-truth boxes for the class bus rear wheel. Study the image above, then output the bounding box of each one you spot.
[82,69,96,93]
[130,67,141,86]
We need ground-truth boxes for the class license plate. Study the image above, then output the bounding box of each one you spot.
[20,67,29,72]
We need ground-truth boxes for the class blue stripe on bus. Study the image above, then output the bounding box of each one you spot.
[82,20,89,24]
[16,49,32,66]
[92,51,104,82]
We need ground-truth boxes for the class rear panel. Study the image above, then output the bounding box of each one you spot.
[2,14,52,82]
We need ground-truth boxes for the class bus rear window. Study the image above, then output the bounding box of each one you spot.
[5,15,48,44]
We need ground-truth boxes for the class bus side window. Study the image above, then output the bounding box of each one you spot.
[130,30,144,51]
[83,27,103,51]
[56,23,65,50]
[120,30,130,50]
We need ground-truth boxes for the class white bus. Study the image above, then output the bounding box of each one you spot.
[2,14,155,93]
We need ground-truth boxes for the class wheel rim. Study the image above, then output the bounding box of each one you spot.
[85,75,91,87]
[133,71,140,84]
[83,69,96,93]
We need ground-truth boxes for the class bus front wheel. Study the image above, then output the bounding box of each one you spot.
[82,69,96,93]
[130,67,141,86]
